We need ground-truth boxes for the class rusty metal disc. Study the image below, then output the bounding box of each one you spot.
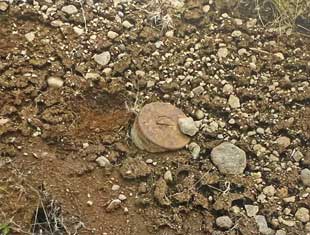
[131,102,190,152]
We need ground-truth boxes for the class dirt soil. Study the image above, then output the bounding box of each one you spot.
[0,0,310,235]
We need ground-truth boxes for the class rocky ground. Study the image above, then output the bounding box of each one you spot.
[0,0,310,235]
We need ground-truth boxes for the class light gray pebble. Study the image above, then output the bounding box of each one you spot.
[245,205,259,217]
[164,170,173,183]
[301,168,310,186]
[61,5,78,15]
[93,51,111,66]
[188,142,200,159]
[112,184,120,191]
[255,215,274,235]
[118,194,127,201]
[96,156,111,168]
[215,216,233,229]
[47,77,64,88]
[178,117,199,136]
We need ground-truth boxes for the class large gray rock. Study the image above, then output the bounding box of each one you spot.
[211,142,246,175]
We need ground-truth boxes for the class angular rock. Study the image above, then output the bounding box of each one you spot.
[25,32,35,42]
[73,26,84,35]
[107,31,119,39]
[211,142,247,175]
[93,51,111,66]
[255,215,274,235]
[228,95,240,108]
[263,185,276,197]
[245,205,259,217]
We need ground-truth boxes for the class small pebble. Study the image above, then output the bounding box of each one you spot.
[93,51,111,66]
[47,77,64,88]
[96,156,111,168]
[122,20,133,29]
[61,5,78,15]
[178,117,199,136]
[188,142,201,159]
[301,168,310,186]
[245,205,259,217]
[25,32,35,42]
[295,207,310,222]
[263,185,276,197]
[228,95,240,108]
[164,170,173,183]
[106,199,122,212]
[112,184,120,191]
[107,31,119,39]
[118,194,127,201]
[86,200,93,206]
[216,216,233,229]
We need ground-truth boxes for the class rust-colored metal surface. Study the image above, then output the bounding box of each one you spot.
[132,102,190,152]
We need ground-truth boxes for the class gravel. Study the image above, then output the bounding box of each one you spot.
[215,216,233,229]
[211,142,247,175]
